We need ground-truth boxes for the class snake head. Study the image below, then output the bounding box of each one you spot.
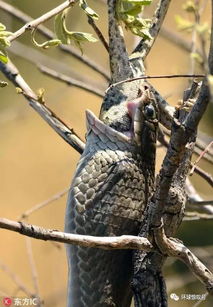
[127,85,159,146]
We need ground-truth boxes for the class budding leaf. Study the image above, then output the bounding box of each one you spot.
[116,0,152,40]
[0,80,8,87]
[79,0,99,20]
[0,23,12,63]
[175,15,194,32]
[190,52,203,65]
[16,87,23,94]
[0,49,8,63]
[37,88,45,104]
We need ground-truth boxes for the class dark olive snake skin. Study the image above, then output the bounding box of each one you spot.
[65,90,158,306]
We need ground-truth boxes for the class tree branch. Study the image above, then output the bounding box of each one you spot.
[87,16,109,52]
[20,188,70,220]
[107,0,133,82]
[160,26,202,56]
[154,224,213,295]
[1,217,213,295]
[0,218,153,251]
[38,65,104,98]
[0,60,85,154]
[8,0,77,43]
[133,0,171,58]
[0,0,110,81]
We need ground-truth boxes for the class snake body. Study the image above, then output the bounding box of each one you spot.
[65,88,158,306]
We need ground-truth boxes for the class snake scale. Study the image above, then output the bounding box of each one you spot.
[65,84,159,306]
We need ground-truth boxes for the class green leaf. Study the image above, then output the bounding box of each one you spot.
[175,15,194,32]
[0,36,11,48]
[0,49,8,64]
[116,0,152,40]
[54,9,97,53]
[190,52,203,64]
[54,10,69,44]
[0,23,12,63]
[0,23,6,31]
[31,28,61,49]
[79,0,99,20]
[196,23,209,35]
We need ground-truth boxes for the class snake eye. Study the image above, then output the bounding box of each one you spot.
[144,104,156,119]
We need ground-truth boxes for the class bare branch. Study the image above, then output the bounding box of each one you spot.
[38,65,104,98]
[163,128,213,164]
[191,164,213,187]
[133,0,172,58]
[25,238,40,301]
[1,217,213,296]
[154,225,213,295]
[87,16,109,52]
[0,60,85,154]
[107,74,205,91]
[188,199,213,206]
[0,260,34,297]
[20,188,70,220]
[8,0,77,43]
[0,0,110,81]
[186,178,213,215]
[108,0,133,82]
[0,218,153,251]
[190,141,213,175]
[184,212,213,221]
[160,26,202,56]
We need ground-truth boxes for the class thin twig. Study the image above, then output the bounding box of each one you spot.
[0,0,110,81]
[87,16,109,52]
[108,0,133,82]
[160,27,202,56]
[0,60,85,154]
[154,225,213,295]
[20,188,70,220]
[9,41,106,92]
[38,65,104,98]
[192,164,213,187]
[183,212,213,221]
[186,178,213,215]
[107,74,205,92]
[8,0,76,42]
[0,260,34,297]
[188,199,213,206]
[133,0,172,59]
[190,141,213,175]
[25,238,40,304]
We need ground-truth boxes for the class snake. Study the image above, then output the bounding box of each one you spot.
[65,85,159,307]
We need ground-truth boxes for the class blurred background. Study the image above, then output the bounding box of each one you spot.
[0,0,212,306]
